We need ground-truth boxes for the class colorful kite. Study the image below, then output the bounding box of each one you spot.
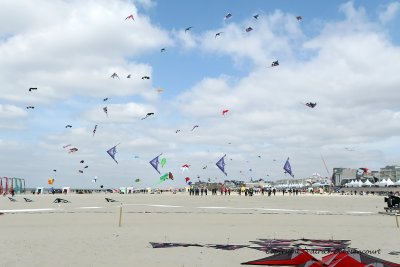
[222,109,229,116]
[283,157,294,178]
[48,178,54,185]
[216,154,227,176]
[185,177,190,183]
[159,172,173,182]
[181,164,190,172]
[125,14,134,20]
[107,144,119,164]
[150,153,162,174]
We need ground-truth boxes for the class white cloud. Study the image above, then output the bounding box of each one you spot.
[378,2,400,24]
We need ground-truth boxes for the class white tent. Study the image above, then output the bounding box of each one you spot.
[395,180,400,186]
[378,178,387,187]
[386,178,395,186]
[348,180,356,187]
[363,180,374,187]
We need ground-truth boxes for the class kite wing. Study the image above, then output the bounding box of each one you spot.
[283,157,294,178]
[150,153,162,174]
[107,144,119,164]
[216,154,227,176]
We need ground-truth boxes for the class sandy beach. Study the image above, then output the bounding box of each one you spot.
[0,193,399,267]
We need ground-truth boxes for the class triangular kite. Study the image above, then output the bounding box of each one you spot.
[149,153,162,174]
[107,144,119,164]
[283,157,294,178]
[216,154,227,176]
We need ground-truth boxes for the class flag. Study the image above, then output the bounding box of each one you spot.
[283,157,294,178]
[150,153,162,174]
[107,144,119,164]
[216,154,227,176]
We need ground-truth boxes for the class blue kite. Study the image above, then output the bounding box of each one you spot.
[107,144,119,164]
[216,154,227,176]
[283,157,294,178]
[149,153,162,174]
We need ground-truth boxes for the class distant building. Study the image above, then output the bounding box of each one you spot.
[332,168,357,186]
[380,165,400,182]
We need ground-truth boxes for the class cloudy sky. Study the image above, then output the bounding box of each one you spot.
[1,0,400,188]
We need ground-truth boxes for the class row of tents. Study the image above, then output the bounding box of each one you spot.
[345,178,400,187]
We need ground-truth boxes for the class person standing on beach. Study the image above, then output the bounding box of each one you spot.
[273,188,276,196]
[10,187,15,197]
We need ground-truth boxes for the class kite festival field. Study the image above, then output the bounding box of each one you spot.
[0,193,399,266]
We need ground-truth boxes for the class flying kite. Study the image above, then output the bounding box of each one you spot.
[185,26,193,33]
[161,48,166,52]
[224,13,232,20]
[111,73,119,79]
[125,14,134,20]
[141,76,150,80]
[185,177,190,183]
[106,144,119,164]
[159,172,173,182]
[216,154,227,176]
[26,106,35,109]
[222,109,229,116]
[63,144,72,149]
[296,16,302,21]
[175,129,181,133]
[135,178,141,183]
[156,88,164,94]
[127,74,131,78]
[84,165,88,169]
[270,60,279,67]
[103,98,108,102]
[149,153,162,174]
[305,102,317,108]
[191,125,199,131]
[181,164,190,172]
[93,125,98,136]
[65,125,72,128]
[92,178,97,183]
[253,14,259,19]
[53,169,57,172]
[215,32,223,38]
[28,88,37,92]
[68,148,78,153]
[283,157,294,178]
[103,106,108,117]
[133,155,140,159]
[48,179,54,185]
[78,170,83,173]
[141,112,154,120]
[161,158,167,168]
[245,27,253,32]
[80,160,84,163]
[202,165,207,169]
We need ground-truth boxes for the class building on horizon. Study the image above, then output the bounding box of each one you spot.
[332,168,357,186]
[379,165,400,182]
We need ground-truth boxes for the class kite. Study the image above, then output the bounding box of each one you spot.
[305,102,317,108]
[48,179,54,185]
[215,32,223,38]
[185,177,190,183]
[296,16,302,21]
[26,106,35,109]
[68,148,78,153]
[111,73,119,79]
[93,125,98,136]
[216,154,227,176]
[103,98,108,102]
[253,14,259,19]
[175,129,181,133]
[168,172,174,180]
[106,144,119,164]
[133,155,140,159]
[181,164,190,172]
[245,27,253,32]
[161,158,167,168]
[156,88,164,94]
[159,172,173,182]
[135,178,141,183]
[188,181,192,185]
[53,169,57,172]
[191,125,199,131]
[161,48,166,52]
[345,146,357,151]
[185,26,193,33]
[78,170,83,173]
[149,153,162,174]
[202,165,207,169]
[125,14,134,20]
[127,74,131,78]
[80,160,84,163]
[63,144,72,149]
[28,87,37,92]
[283,157,294,178]
[103,106,108,117]
[270,60,279,67]
[92,178,97,183]
[84,165,88,169]
[224,13,232,20]
[141,112,154,120]
[65,125,72,128]
[222,109,229,116]
[142,76,150,80]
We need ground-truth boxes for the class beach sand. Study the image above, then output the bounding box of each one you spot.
[0,193,398,266]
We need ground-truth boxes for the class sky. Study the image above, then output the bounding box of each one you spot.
[1,0,400,188]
